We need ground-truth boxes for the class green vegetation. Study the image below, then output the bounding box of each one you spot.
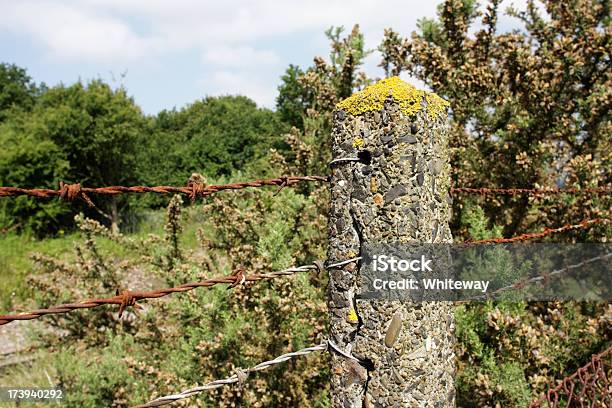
[379,0,611,237]
[140,96,288,187]
[0,1,610,406]
[0,63,41,121]
[1,186,329,406]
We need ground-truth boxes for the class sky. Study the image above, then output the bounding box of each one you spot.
[0,0,527,115]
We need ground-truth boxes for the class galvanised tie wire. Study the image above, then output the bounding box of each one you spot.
[134,339,360,408]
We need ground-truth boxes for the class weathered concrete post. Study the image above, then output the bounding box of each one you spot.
[327,77,455,407]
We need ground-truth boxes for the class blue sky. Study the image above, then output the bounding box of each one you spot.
[0,0,527,115]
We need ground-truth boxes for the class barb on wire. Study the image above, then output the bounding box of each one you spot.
[450,186,611,196]
[0,257,361,326]
[462,218,611,246]
[530,346,611,407]
[134,338,362,408]
[0,176,329,207]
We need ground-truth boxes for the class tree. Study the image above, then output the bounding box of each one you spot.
[0,63,40,121]
[139,95,286,190]
[0,80,145,233]
[0,115,69,234]
[276,65,311,129]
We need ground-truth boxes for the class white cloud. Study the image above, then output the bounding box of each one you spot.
[0,0,537,112]
[202,46,281,68]
[0,1,164,62]
[0,1,535,64]
[0,1,440,61]
[199,70,278,107]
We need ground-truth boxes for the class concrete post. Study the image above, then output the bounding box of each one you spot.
[326,77,455,407]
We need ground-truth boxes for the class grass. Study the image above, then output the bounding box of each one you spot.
[0,205,212,406]
[0,206,205,312]
[0,232,76,311]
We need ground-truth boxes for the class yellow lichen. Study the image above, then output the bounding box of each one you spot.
[347,308,359,323]
[353,138,364,148]
[336,76,449,120]
[370,178,378,193]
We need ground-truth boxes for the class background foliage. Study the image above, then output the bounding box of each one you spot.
[0,1,610,407]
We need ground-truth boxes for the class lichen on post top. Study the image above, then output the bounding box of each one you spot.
[335,76,449,119]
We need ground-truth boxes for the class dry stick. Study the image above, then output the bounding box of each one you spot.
[0,258,359,326]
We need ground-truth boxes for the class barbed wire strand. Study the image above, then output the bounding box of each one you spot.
[529,345,611,407]
[450,187,611,196]
[2,180,609,204]
[0,258,360,326]
[0,176,328,205]
[460,252,612,302]
[461,218,611,246]
[134,341,335,408]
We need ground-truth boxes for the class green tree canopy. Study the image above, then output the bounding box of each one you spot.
[139,95,287,187]
[0,79,145,233]
[0,63,41,121]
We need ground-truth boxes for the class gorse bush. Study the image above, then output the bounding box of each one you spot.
[454,203,611,407]
[28,175,330,406]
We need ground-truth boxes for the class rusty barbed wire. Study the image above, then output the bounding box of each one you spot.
[462,218,611,246]
[0,258,359,326]
[0,175,329,206]
[3,180,608,205]
[450,186,611,196]
[530,346,612,407]
[134,339,359,408]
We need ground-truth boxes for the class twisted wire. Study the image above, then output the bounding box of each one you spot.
[463,252,612,302]
[462,218,610,246]
[134,342,330,407]
[0,176,328,204]
[0,258,361,326]
[450,187,611,196]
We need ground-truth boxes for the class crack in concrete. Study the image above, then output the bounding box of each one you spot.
[349,180,372,406]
